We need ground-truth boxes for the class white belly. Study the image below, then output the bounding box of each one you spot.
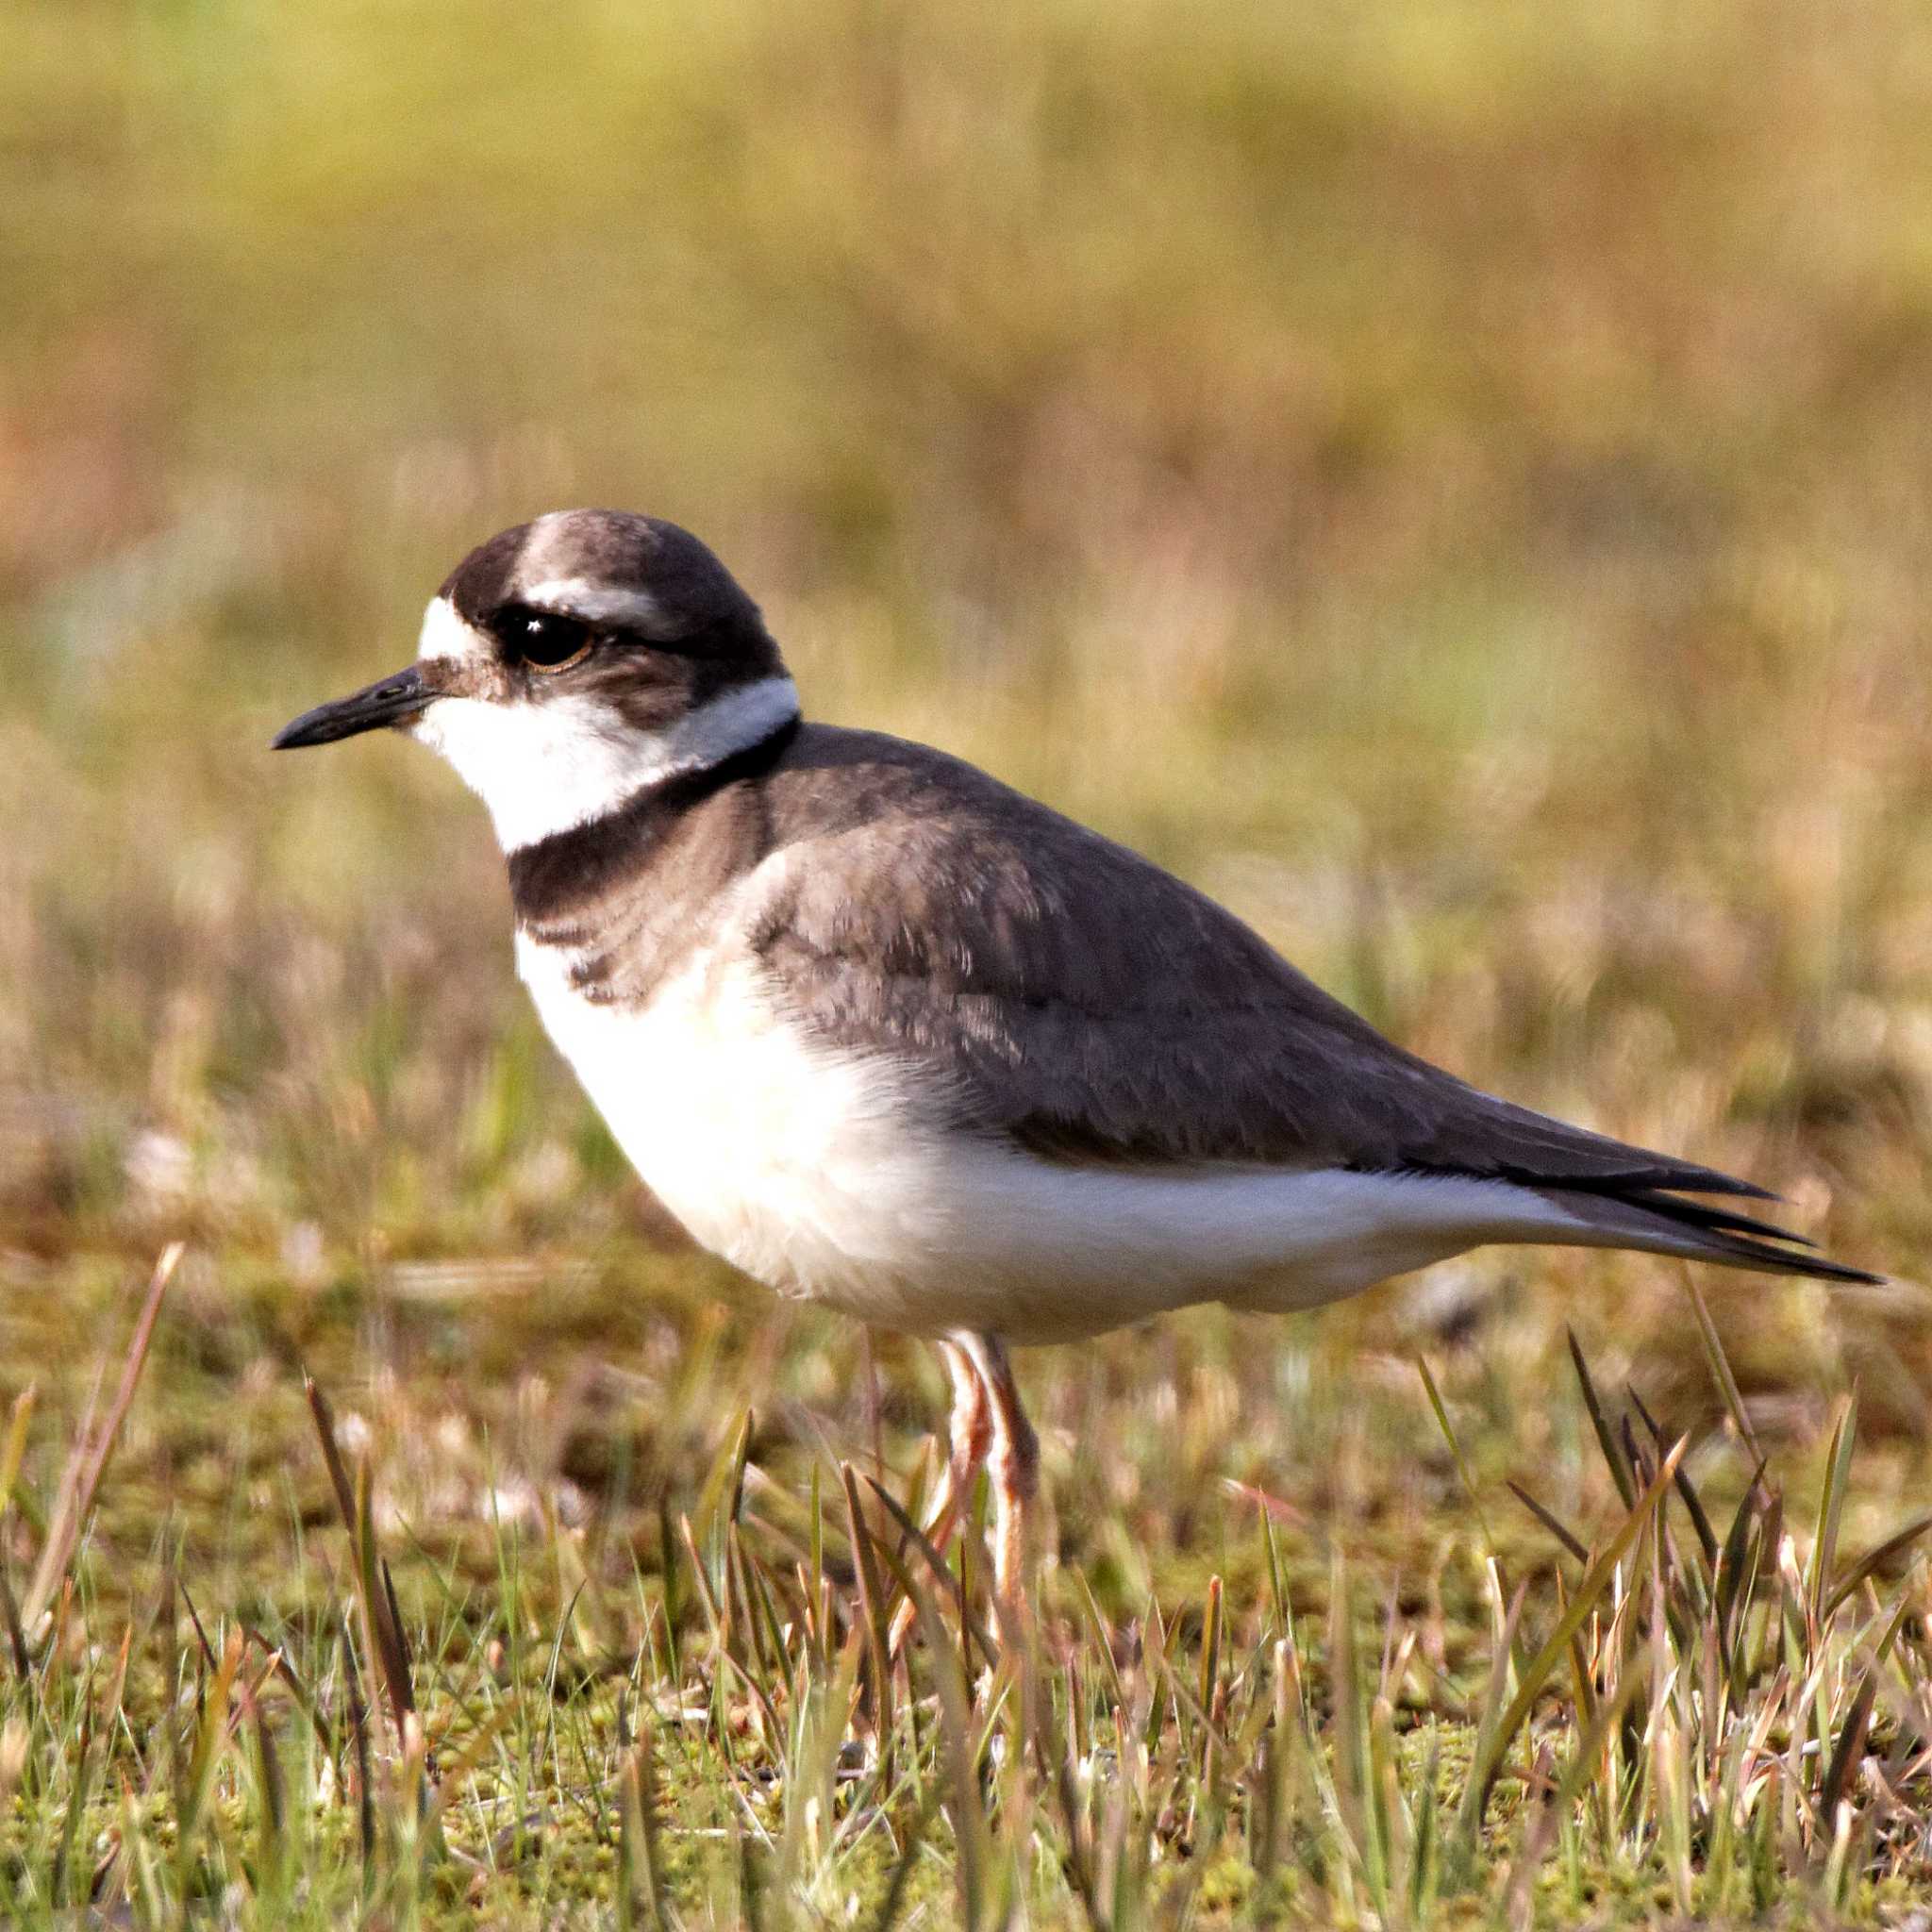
[516,935,1591,1343]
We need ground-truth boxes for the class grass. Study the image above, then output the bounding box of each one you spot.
[1,1253,1930,1925]
[5,0,1932,1922]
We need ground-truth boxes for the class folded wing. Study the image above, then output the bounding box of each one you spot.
[748,730,1875,1286]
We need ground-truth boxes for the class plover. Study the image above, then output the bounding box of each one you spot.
[275,509,1875,1611]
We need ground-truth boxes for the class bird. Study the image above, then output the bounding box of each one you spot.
[275,508,1876,1620]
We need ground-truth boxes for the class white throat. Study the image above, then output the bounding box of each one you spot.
[409,601,800,851]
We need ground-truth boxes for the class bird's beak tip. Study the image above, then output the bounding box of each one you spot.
[271,666,430,751]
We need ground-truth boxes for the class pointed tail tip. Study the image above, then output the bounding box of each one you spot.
[1805,1254,1886,1288]
[1703,1235,1882,1288]
[1698,1240,1883,1287]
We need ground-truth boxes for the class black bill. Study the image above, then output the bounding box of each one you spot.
[273,665,432,748]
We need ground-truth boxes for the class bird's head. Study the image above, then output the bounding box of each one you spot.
[274,509,799,850]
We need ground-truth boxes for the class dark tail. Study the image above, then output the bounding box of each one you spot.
[1537,1178,1880,1284]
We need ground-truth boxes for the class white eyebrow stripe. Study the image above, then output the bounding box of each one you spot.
[520,579,666,629]
[416,594,488,663]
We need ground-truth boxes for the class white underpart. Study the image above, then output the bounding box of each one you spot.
[520,578,666,630]
[516,889,1620,1345]
[407,595,801,851]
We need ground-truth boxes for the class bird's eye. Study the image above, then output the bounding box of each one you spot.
[508,608,594,672]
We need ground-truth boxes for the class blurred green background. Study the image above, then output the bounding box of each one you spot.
[3,0,1930,1494]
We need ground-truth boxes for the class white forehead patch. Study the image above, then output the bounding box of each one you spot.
[417,594,489,663]
[521,578,666,631]
[411,674,802,852]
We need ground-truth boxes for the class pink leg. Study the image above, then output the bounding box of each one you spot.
[958,1333,1038,1616]
[888,1337,991,1654]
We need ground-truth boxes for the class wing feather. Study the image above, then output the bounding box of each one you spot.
[741,727,1874,1283]
[752,732,1739,1187]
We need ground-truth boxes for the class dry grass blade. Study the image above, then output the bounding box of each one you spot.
[839,1463,894,1743]
[1457,1435,1688,1843]
[1199,1572,1224,1736]
[1551,1661,1649,1819]
[340,1619,375,1876]
[1680,1265,1763,1464]
[1629,1382,1719,1567]
[176,1577,220,1670]
[304,1373,417,1747]
[1326,1549,1379,1890]
[1417,1355,1494,1553]
[1712,1459,1773,1680]
[860,1468,996,1667]
[1820,1595,1913,1824]
[361,1489,419,1747]
[905,1565,991,1930]
[1506,1481,1590,1565]
[1811,1391,1860,1630]
[1566,1326,1636,1510]
[303,1374,358,1535]
[175,1626,245,1878]
[22,1241,182,1635]
[692,1407,757,1549]
[1824,1510,1932,1620]
[675,1512,787,1745]
[50,1702,94,1909]
[246,1680,287,1891]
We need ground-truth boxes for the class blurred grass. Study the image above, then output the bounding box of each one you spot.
[3,0,1932,1921]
